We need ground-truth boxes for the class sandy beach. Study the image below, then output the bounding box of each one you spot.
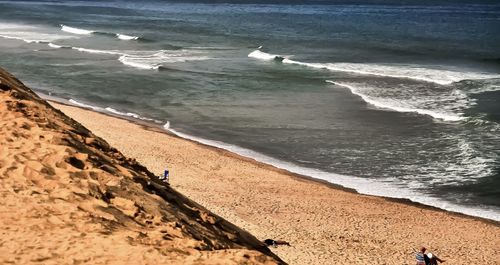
[50,102,500,264]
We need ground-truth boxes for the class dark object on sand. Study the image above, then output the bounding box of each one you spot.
[415,247,445,265]
[263,239,290,248]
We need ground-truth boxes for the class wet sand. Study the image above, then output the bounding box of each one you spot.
[51,102,500,265]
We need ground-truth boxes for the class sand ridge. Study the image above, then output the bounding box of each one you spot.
[50,102,500,264]
[0,67,284,264]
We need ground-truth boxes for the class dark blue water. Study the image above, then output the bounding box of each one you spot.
[0,0,499,220]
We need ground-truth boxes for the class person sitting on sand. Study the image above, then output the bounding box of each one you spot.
[415,247,427,265]
[263,239,290,248]
[426,252,445,265]
[415,247,445,265]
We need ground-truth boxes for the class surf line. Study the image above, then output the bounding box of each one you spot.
[326,80,464,122]
[248,49,500,85]
[60,24,141,41]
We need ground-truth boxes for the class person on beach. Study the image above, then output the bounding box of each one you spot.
[415,247,427,265]
[159,168,169,184]
[426,252,445,265]
[415,247,445,265]
[263,239,290,248]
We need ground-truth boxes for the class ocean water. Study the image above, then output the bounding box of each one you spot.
[1,0,499,221]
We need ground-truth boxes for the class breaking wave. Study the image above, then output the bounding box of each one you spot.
[60,25,94,35]
[116,33,139,40]
[117,50,209,70]
[249,49,500,85]
[60,24,142,41]
[51,44,208,69]
[118,56,163,70]
[326,80,468,122]
[248,49,285,61]
[47,42,71,49]
[71,46,122,55]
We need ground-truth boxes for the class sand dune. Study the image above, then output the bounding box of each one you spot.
[0,67,284,265]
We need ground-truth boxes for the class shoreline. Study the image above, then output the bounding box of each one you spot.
[48,97,500,225]
[49,99,500,264]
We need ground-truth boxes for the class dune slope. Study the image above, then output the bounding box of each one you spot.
[0,67,284,265]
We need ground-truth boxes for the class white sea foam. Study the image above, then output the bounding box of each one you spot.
[0,23,73,43]
[453,138,495,181]
[60,24,141,40]
[104,107,160,122]
[117,50,209,70]
[68,99,161,123]
[60,24,94,35]
[118,55,161,70]
[71,47,123,55]
[248,49,282,61]
[58,45,208,70]
[466,84,500,95]
[68,99,103,111]
[327,81,465,121]
[249,50,500,85]
[116,33,139,40]
[48,42,62,48]
[0,34,46,43]
[399,136,496,186]
[164,126,500,221]
[104,107,142,119]
[47,42,71,49]
[288,60,500,85]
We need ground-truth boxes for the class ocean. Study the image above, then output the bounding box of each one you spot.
[0,0,499,221]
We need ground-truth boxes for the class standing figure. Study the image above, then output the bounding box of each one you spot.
[159,168,169,183]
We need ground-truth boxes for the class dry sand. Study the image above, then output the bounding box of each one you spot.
[50,102,500,264]
[0,68,283,265]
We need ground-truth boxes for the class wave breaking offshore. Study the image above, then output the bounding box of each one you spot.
[60,24,142,41]
[249,49,500,85]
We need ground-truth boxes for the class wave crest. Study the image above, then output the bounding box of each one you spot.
[118,56,162,70]
[249,49,500,85]
[48,42,71,49]
[117,50,209,70]
[248,49,285,61]
[60,24,94,35]
[326,81,466,122]
[60,24,142,41]
[116,33,139,40]
[71,47,122,55]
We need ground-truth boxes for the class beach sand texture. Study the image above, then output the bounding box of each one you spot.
[50,103,500,265]
[0,67,284,265]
